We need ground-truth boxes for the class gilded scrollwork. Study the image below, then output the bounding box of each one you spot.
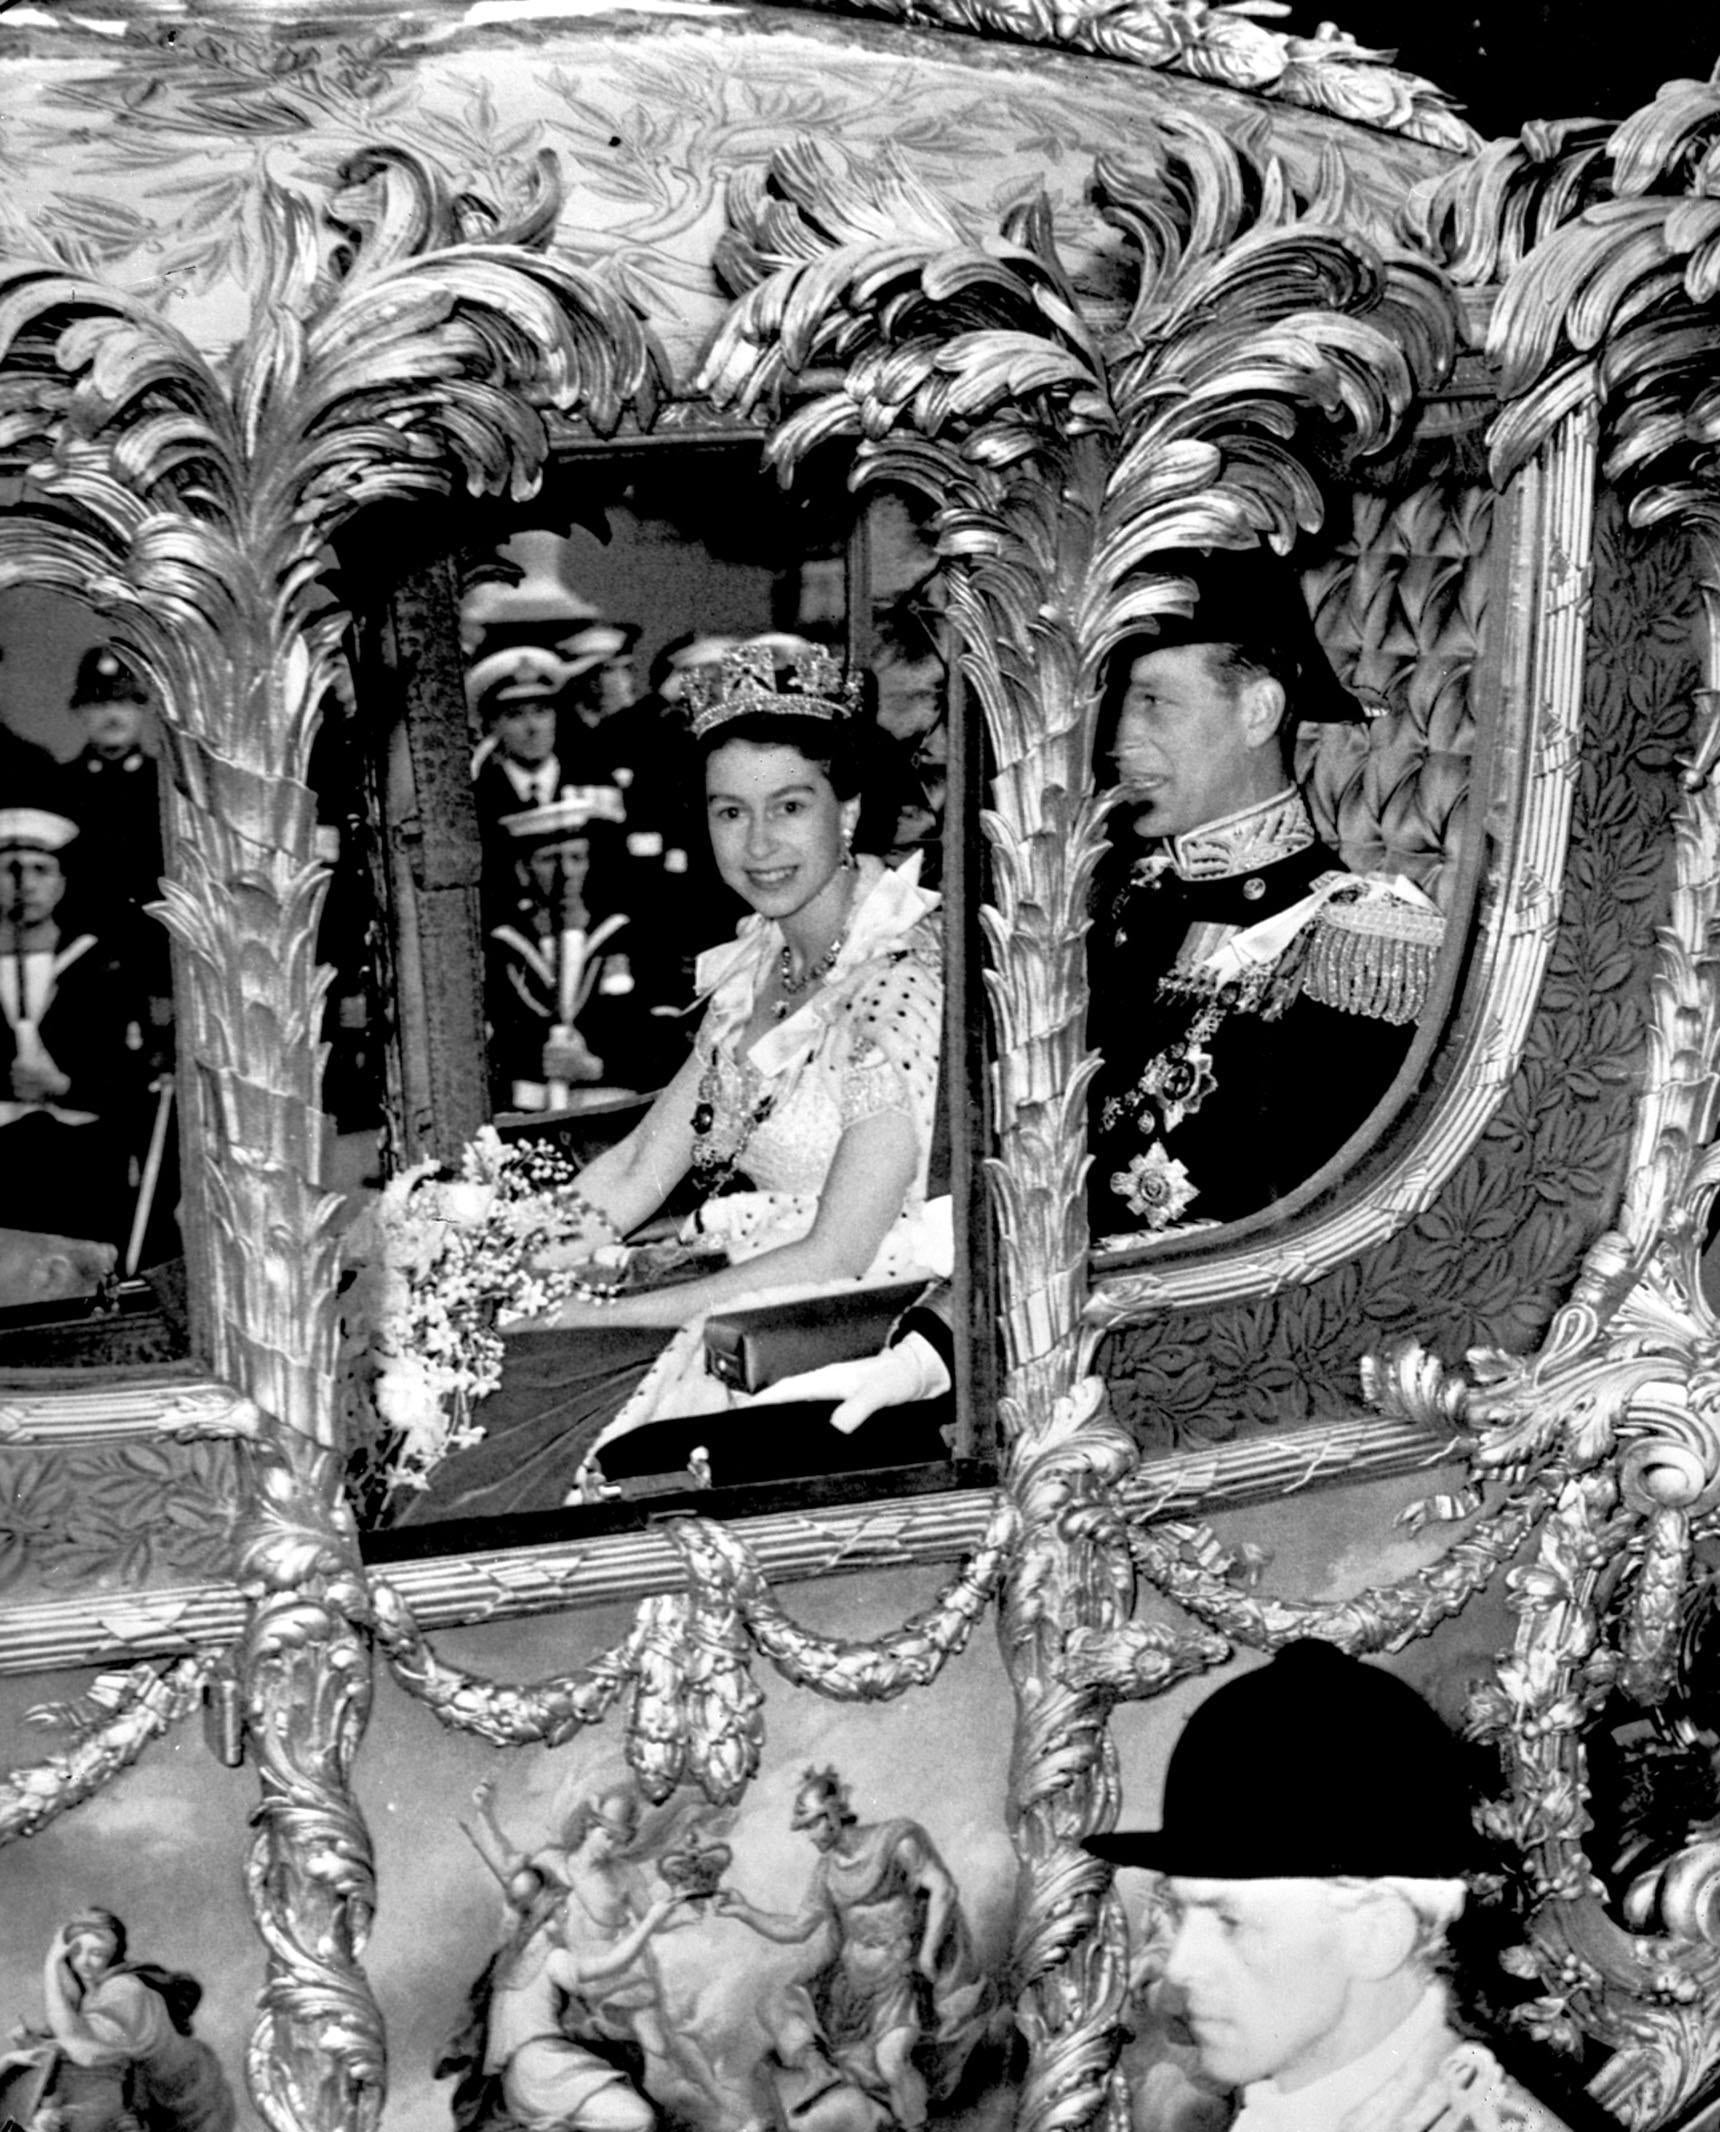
[373,1507,1017,1806]
[787,0,1478,152]
[1,140,660,2132]
[1193,77,1720,2125]
[702,117,1459,2132]
[5,19,1720,2132]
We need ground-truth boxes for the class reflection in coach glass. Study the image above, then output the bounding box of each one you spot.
[1087,546,1444,1245]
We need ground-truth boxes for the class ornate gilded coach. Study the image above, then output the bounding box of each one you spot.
[3,1,1720,2127]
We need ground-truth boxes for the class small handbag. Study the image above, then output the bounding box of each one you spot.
[702,1282,925,1394]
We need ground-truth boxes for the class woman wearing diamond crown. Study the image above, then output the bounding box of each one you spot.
[402,636,950,1523]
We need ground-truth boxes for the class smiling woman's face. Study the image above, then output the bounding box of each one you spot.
[704,739,858,924]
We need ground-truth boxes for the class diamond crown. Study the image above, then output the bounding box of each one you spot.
[685,640,862,740]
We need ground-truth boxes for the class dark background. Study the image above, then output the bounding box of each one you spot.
[1279,4,1716,140]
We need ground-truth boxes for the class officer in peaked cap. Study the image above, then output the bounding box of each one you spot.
[1087,1641,1574,2132]
[1087,543,1445,1246]
[469,646,577,821]
[561,621,642,732]
[468,645,621,891]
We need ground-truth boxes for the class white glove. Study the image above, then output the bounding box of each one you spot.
[749,1332,950,1434]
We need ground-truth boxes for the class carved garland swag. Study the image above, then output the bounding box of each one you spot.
[2,70,1720,2132]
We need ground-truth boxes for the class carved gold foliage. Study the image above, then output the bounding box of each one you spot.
[0,1658,212,1844]
[1298,355,1720,2119]
[377,1510,1014,1807]
[782,0,1477,151]
[1059,1612,1230,1699]
[370,1577,645,1742]
[705,119,1458,1425]
[1117,1484,1559,1665]
[238,1445,380,2132]
[705,123,1458,2132]
[1414,76,1720,538]
[2,142,662,2132]
[713,1496,1016,1692]
[0,146,660,1445]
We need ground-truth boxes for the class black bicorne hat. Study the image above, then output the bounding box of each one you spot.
[1121,547,1368,725]
[1085,1639,1479,1878]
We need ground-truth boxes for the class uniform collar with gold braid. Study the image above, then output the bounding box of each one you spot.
[1160,788,1315,883]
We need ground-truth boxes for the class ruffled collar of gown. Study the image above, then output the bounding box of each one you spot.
[693,852,940,1079]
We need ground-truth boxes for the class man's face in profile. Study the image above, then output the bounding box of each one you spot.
[1161,1877,1354,2092]
[1110,644,1277,842]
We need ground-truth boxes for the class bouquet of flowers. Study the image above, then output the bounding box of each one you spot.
[340,1127,610,1499]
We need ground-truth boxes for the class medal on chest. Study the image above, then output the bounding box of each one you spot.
[1133,1036,1217,1133]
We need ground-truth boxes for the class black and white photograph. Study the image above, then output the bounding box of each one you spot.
[4,3,1720,2130]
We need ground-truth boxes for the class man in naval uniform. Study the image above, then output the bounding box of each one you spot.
[1087,547,1443,1244]
[1088,1641,1578,2132]
[468,645,628,889]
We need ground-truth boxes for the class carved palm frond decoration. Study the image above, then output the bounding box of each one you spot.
[705,117,1457,2132]
[706,115,1457,1434]
[1,143,661,1424]
[1087,125,1458,644]
[1414,75,1720,529]
[0,143,661,2132]
[1413,77,1720,1321]
[1396,76,1720,2128]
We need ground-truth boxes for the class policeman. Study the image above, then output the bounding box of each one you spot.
[468,645,621,887]
[64,647,170,1004]
[1088,1642,1577,2132]
[1088,547,1443,1244]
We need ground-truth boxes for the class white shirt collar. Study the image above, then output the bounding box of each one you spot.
[1233,1984,1448,2132]
[502,756,559,805]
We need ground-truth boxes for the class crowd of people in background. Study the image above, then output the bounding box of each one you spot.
[1,647,178,1269]
[0,556,954,1277]
[464,572,953,1120]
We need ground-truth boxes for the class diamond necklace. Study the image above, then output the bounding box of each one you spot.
[773,875,857,1021]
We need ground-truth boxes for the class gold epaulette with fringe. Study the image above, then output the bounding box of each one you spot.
[1301,882,1445,1026]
